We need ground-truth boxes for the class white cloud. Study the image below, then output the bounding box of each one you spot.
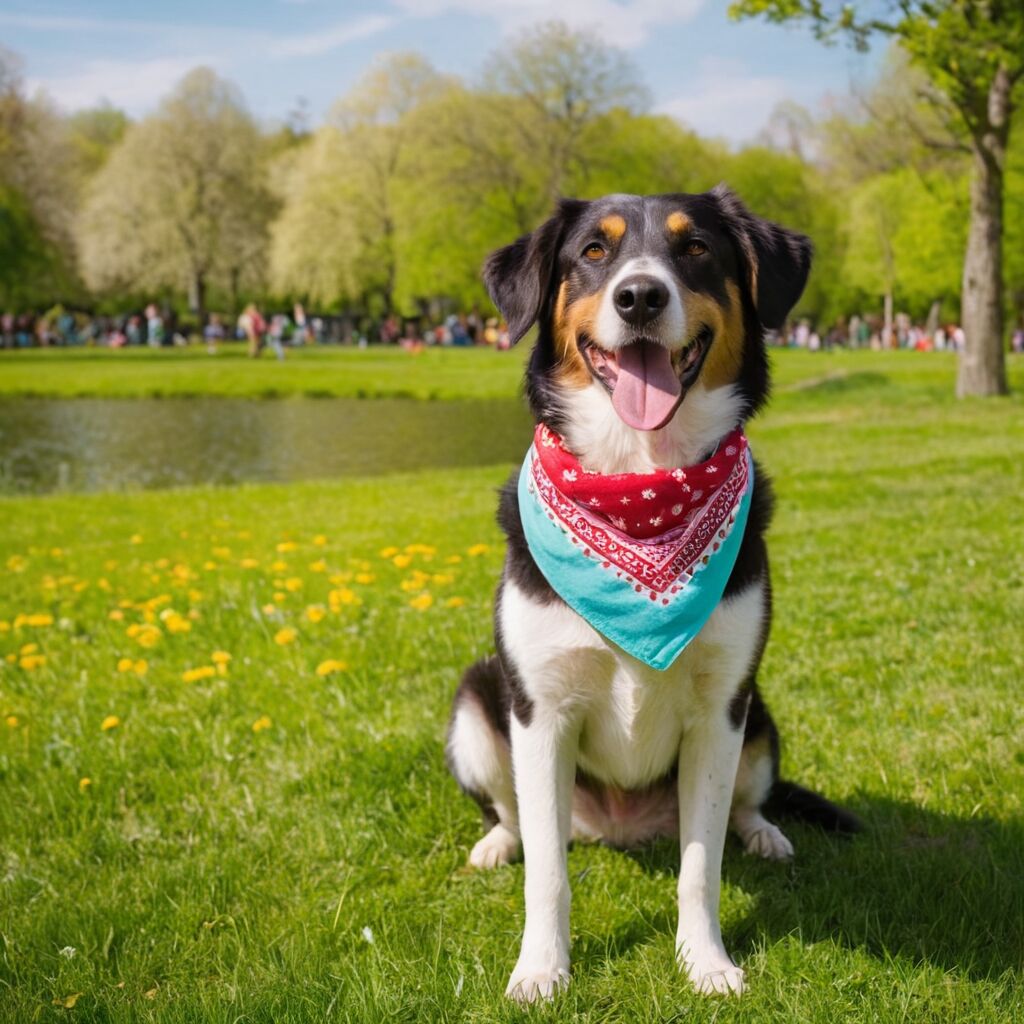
[276,14,395,58]
[27,55,217,115]
[393,0,706,49]
[657,57,790,144]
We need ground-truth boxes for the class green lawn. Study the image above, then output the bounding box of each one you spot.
[1,353,1023,1022]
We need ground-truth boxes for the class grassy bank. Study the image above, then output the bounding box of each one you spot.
[1,343,1019,402]
[1,358,1023,1022]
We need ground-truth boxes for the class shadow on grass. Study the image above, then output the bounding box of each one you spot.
[586,796,1024,981]
[786,370,891,396]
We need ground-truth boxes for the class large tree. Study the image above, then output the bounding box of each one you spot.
[77,68,273,324]
[731,0,1023,396]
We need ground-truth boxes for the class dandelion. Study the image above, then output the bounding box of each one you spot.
[379,546,399,559]
[240,558,260,569]
[392,554,413,569]
[354,572,375,584]
[252,715,272,733]
[19,654,46,670]
[262,603,278,615]
[211,651,232,665]
[163,612,192,635]
[274,591,287,603]
[467,544,491,557]
[130,534,143,545]
[14,612,54,628]
[79,777,91,792]
[117,657,134,673]
[133,659,148,676]
[271,559,289,572]
[316,659,348,677]
[20,643,38,656]
[313,535,328,547]
[305,605,326,624]
[431,573,454,586]
[5,715,18,728]
[274,627,297,646]
[212,546,231,560]
[182,666,216,683]
[405,543,436,556]
[203,560,217,571]
[445,597,466,608]
[409,593,434,611]
[284,577,303,592]
[0,620,9,632]
[276,541,297,553]
[328,588,361,609]
[445,555,462,565]
[101,715,121,731]
[309,559,327,573]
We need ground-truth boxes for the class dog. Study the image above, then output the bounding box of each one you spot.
[446,187,859,1002]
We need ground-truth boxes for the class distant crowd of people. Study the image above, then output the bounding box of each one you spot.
[0,304,513,355]
[4,304,1023,356]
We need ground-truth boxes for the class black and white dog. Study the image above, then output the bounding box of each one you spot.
[447,188,858,1001]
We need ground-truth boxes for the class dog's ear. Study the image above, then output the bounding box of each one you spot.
[483,199,587,345]
[710,184,812,330]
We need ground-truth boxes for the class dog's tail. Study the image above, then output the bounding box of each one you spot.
[767,779,862,835]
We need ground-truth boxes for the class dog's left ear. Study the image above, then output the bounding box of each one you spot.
[711,184,812,330]
[483,199,587,345]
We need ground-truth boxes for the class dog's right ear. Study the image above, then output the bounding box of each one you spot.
[483,199,586,345]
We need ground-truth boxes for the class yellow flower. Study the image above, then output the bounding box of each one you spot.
[5,715,18,728]
[274,627,297,646]
[305,605,326,624]
[431,573,454,586]
[4,654,14,664]
[117,657,134,673]
[212,546,231,560]
[6,555,27,572]
[405,543,436,557]
[133,659,148,676]
[135,625,162,648]
[130,534,143,545]
[409,593,434,611]
[354,572,375,585]
[20,642,39,655]
[467,544,491,557]
[203,560,217,571]
[284,577,303,592]
[14,612,54,628]
[19,654,46,670]
[79,777,92,792]
[182,666,216,683]
[315,658,348,677]
[328,588,361,609]
[309,559,327,573]
[0,620,9,632]
[313,534,328,547]
[328,571,352,585]
[393,554,414,569]
[262,603,277,615]
[276,541,297,553]
[445,596,466,608]
[211,651,232,665]
[400,570,430,592]
[240,558,260,569]
[252,715,272,733]
[108,609,125,621]
[101,715,121,731]
[271,560,289,572]
[274,591,287,603]
[379,546,399,559]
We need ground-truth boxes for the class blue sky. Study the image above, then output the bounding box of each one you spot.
[1,1,880,144]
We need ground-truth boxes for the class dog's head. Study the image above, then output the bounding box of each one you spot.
[484,188,811,437]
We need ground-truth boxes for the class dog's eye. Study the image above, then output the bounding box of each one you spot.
[583,243,606,261]
[685,240,708,256]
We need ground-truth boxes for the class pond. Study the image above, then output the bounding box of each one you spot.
[0,397,534,494]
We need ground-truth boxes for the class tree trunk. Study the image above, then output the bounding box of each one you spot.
[188,270,207,332]
[957,68,1011,397]
[882,290,894,348]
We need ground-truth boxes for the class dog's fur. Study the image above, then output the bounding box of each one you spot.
[446,188,859,1001]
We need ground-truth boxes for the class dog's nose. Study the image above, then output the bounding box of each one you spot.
[613,275,669,328]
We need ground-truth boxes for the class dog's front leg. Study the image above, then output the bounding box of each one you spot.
[505,709,578,1002]
[675,706,747,995]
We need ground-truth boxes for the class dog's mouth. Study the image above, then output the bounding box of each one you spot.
[579,327,713,431]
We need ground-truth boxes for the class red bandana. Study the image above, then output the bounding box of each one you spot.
[533,423,748,541]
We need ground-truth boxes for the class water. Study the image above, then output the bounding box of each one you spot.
[0,397,534,494]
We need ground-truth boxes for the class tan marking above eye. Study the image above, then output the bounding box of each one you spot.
[666,211,690,233]
[583,243,606,260]
[599,214,626,241]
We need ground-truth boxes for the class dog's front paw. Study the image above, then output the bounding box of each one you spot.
[677,940,745,996]
[469,824,519,870]
[743,822,794,861]
[505,955,570,1003]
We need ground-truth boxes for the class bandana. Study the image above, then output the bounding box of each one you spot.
[518,423,753,670]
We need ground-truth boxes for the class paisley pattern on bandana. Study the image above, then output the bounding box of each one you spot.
[518,424,753,670]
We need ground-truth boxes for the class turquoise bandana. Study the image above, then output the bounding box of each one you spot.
[517,424,753,670]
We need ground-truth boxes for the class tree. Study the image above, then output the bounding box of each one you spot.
[77,68,274,324]
[731,0,1024,396]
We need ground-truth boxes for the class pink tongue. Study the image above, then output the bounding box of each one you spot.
[611,341,682,431]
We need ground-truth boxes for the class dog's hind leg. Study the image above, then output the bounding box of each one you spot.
[730,686,793,861]
[447,656,520,869]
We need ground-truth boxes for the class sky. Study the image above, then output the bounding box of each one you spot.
[0,1,881,145]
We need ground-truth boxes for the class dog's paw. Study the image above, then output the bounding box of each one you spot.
[742,822,794,861]
[506,950,570,1003]
[677,940,745,996]
[468,824,519,870]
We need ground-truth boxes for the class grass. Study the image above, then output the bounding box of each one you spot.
[0,345,531,401]
[1,352,1023,1022]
